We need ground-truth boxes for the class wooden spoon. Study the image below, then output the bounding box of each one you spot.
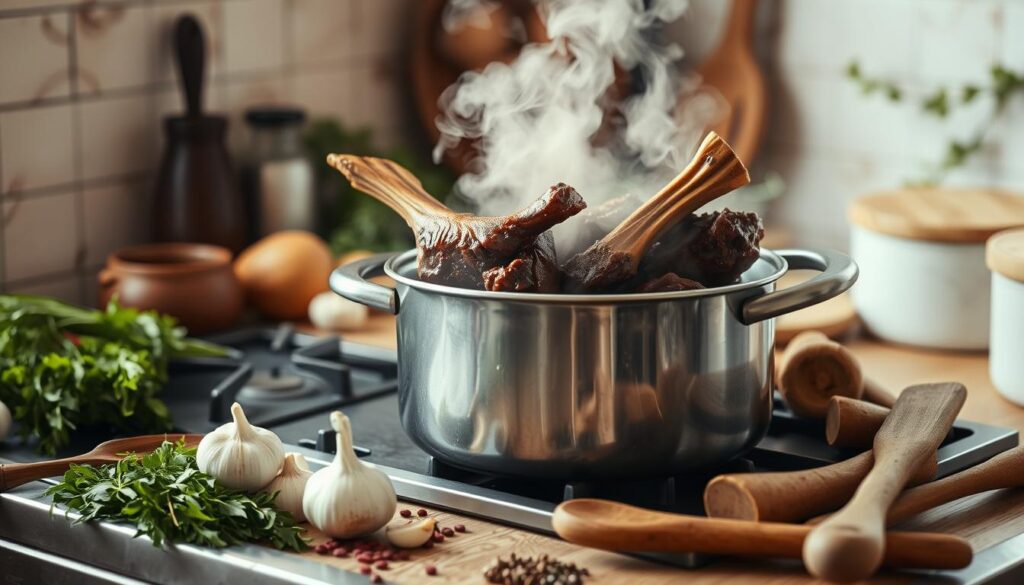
[808,444,1024,526]
[777,331,895,418]
[703,450,937,523]
[562,131,750,291]
[691,0,766,165]
[552,499,972,570]
[826,396,891,448]
[0,433,202,492]
[803,382,967,583]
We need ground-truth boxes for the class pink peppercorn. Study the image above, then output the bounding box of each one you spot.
[425,565,438,576]
[331,549,349,558]
[370,575,382,584]
[454,524,466,533]
[400,509,412,518]
[417,508,428,517]
[359,566,372,575]
[441,527,454,537]
[375,561,389,570]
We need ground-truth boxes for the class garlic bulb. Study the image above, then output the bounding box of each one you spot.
[197,402,285,491]
[266,453,313,522]
[386,517,435,548]
[308,291,369,332]
[0,399,11,441]
[302,410,396,538]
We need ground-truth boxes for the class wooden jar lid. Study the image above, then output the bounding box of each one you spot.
[849,188,1024,243]
[987,228,1024,283]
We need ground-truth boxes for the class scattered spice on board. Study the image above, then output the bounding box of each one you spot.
[484,553,590,584]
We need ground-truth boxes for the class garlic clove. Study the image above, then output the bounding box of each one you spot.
[197,402,285,492]
[302,410,397,538]
[386,517,436,549]
[266,453,313,522]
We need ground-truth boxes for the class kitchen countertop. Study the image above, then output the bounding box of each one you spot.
[334,315,1024,584]
[3,314,1023,584]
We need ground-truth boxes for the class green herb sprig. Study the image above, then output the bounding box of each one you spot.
[46,440,308,551]
[0,295,227,455]
[845,60,1024,185]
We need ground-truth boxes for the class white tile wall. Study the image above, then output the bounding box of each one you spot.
[0,0,412,300]
[3,0,1023,299]
[0,103,75,192]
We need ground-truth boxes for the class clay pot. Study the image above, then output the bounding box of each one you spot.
[99,243,243,334]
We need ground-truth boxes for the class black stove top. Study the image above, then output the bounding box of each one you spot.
[3,325,1018,569]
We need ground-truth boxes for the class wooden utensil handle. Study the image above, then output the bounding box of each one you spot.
[826,396,890,447]
[703,451,936,523]
[777,331,863,418]
[553,500,971,570]
[888,444,1024,525]
[863,377,896,407]
[0,457,110,492]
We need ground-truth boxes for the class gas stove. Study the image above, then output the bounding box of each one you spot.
[162,326,1024,566]
[2,325,1019,573]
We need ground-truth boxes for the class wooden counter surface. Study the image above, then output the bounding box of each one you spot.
[313,316,1024,584]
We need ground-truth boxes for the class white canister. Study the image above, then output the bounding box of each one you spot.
[987,228,1024,405]
[849,188,1024,350]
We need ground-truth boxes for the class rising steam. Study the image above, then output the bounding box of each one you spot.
[434,0,712,252]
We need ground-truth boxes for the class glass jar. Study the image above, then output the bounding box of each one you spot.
[241,107,315,239]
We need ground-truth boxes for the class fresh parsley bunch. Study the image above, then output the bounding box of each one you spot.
[0,295,227,455]
[46,440,308,551]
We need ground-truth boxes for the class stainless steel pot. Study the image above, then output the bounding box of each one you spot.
[331,248,857,479]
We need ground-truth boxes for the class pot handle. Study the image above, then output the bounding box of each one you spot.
[329,253,400,315]
[740,248,858,325]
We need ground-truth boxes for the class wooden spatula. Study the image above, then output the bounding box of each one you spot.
[0,433,202,492]
[803,382,967,583]
[552,499,972,570]
[692,0,766,164]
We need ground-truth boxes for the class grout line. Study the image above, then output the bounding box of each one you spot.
[4,267,84,291]
[66,6,78,99]
[0,171,154,202]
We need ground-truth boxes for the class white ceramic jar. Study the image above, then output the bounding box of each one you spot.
[987,228,1024,405]
[849,188,1024,350]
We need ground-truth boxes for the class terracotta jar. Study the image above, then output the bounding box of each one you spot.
[99,243,243,334]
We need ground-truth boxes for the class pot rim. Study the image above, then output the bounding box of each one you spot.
[107,243,233,276]
[382,248,789,304]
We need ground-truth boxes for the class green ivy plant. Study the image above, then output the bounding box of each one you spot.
[846,60,1024,185]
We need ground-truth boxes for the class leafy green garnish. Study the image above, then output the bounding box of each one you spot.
[0,295,228,455]
[46,440,308,551]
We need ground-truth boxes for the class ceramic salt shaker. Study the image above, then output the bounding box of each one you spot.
[849,188,1024,350]
[987,228,1024,405]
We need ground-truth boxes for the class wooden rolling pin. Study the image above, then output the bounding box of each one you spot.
[777,331,895,418]
[826,396,891,448]
[803,382,966,583]
[552,499,972,570]
[0,434,201,492]
[703,449,937,523]
[808,444,1024,526]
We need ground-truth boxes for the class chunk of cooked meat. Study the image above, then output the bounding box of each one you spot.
[637,273,705,293]
[328,154,585,290]
[482,232,560,293]
[639,209,764,287]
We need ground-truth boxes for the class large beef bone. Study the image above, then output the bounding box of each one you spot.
[552,499,972,571]
[805,444,1024,526]
[561,131,750,291]
[326,154,585,288]
[703,449,937,523]
[803,382,967,583]
[777,331,895,418]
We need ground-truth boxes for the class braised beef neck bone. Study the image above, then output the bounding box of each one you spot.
[562,132,750,292]
[637,273,705,293]
[327,154,585,289]
[641,209,764,287]
[482,231,560,293]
